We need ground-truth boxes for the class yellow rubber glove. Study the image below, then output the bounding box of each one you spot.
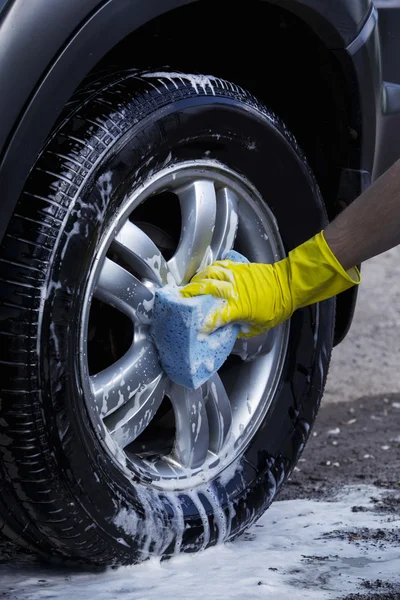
[180,231,360,337]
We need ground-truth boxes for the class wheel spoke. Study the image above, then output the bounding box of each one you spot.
[94,257,154,324]
[232,331,275,361]
[204,374,232,453]
[112,220,171,286]
[210,187,239,261]
[90,341,162,417]
[168,382,209,469]
[168,180,217,284]
[83,165,289,482]
[104,373,167,447]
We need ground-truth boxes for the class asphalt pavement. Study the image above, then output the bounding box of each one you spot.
[324,246,400,405]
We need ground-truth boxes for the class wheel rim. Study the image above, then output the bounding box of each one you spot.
[80,160,289,490]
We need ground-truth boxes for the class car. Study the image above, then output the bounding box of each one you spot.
[0,0,398,566]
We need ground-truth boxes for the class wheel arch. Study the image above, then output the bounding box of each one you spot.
[0,0,365,242]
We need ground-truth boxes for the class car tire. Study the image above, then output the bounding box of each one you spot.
[0,69,334,565]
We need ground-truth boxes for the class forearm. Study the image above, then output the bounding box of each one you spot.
[324,159,400,271]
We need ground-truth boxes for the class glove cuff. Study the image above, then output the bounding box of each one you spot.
[289,231,361,310]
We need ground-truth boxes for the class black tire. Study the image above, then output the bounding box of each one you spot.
[0,70,334,565]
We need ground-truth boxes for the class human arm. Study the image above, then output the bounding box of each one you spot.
[324,158,400,270]
[181,159,400,336]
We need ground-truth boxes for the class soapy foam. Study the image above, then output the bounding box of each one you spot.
[2,485,400,600]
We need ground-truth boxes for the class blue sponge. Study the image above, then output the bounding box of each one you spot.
[151,251,248,389]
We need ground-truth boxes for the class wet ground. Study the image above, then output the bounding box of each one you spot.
[280,393,400,503]
[279,392,400,599]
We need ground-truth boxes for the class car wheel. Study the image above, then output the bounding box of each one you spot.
[0,70,334,565]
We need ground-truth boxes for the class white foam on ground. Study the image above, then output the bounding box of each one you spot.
[1,485,399,599]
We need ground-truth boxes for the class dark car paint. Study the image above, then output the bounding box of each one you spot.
[0,0,372,156]
[372,1,400,178]
[269,0,372,46]
[0,0,398,345]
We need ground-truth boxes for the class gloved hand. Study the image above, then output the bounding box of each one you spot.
[180,231,360,337]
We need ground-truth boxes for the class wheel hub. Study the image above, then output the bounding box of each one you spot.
[80,160,289,490]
